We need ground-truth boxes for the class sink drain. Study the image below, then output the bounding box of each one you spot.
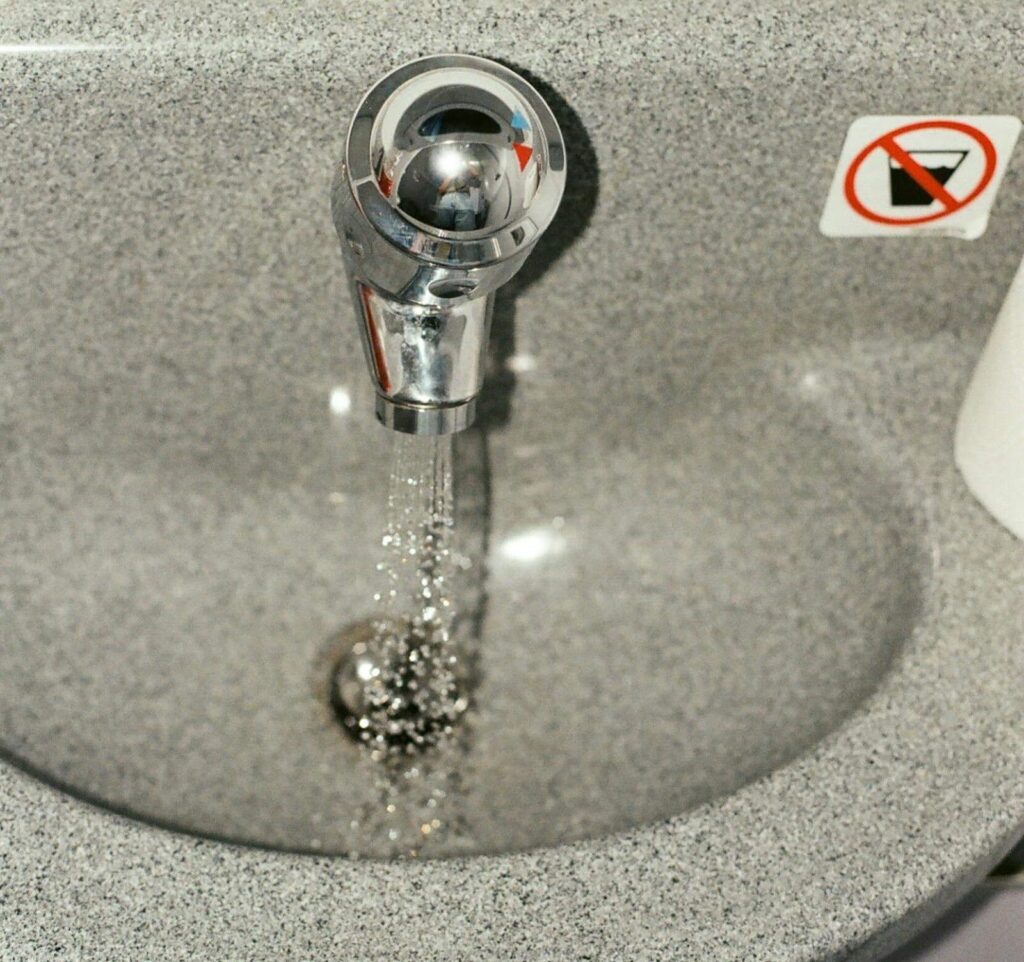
[328,617,470,753]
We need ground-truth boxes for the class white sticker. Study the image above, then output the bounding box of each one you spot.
[819,115,1021,239]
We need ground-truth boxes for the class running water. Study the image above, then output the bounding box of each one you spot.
[335,430,475,745]
[342,433,469,753]
[332,433,475,854]
[376,434,458,668]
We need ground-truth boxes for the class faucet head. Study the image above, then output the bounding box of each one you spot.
[333,54,566,434]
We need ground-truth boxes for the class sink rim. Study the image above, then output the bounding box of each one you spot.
[4,2,1024,951]
[3,337,1024,961]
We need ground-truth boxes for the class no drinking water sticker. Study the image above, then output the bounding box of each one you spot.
[820,115,1021,239]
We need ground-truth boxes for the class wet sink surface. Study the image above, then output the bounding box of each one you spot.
[1,364,925,856]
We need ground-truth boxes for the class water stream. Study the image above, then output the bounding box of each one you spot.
[332,433,475,854]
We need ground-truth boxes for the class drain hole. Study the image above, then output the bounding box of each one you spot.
[329,616,470,753]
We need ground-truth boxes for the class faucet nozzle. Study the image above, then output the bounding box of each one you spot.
[332,54,566,435]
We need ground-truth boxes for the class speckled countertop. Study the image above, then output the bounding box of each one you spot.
[2,2,1024,960]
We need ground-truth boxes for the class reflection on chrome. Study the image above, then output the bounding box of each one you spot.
[332,54,566,435]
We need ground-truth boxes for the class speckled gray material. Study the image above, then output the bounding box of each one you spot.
[3,1,1024,959]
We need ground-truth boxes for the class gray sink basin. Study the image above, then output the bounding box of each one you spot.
[2,2,1024,959]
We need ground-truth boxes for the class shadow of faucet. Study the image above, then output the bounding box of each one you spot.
[475,59,600,431]
[454,60,599,664]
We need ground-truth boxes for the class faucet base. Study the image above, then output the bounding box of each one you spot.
[375,396,477,436]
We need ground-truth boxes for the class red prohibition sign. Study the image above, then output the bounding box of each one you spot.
[843,120,997,226]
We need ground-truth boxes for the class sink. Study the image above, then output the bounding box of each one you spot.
[0,364,925,857]
[3,2,1024,959]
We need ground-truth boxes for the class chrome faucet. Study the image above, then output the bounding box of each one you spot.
[332,54,566,435]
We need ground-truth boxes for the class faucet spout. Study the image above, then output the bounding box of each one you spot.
[332,54,566,435]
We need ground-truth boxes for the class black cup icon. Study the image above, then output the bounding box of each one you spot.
[889,150,968,205]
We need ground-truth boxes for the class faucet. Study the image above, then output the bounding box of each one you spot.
[332,54,566,435]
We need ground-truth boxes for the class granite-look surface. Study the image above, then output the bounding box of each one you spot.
[3,1,1024,959]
